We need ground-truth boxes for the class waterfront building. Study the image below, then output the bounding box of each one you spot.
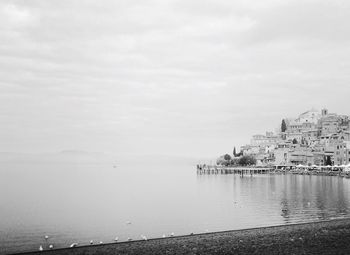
[313,152,325,166]
[289,147,314,165]
[273,143,291,166]
[328,139,350,165]
[235,108,350,167]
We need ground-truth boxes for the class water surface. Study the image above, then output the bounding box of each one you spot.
[1,159,350,254]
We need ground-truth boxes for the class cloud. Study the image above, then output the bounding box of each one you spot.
[244,0,350,45]
[0,0,350,157]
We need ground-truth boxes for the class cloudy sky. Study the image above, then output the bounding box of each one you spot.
[1,0,350,158]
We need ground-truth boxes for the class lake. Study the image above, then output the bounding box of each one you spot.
[1,158,350,254]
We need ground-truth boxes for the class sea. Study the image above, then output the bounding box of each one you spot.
[1,154,350,254]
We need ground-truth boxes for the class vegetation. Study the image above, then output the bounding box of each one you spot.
[325,156,332,166]
[281,119,287,132]
[238,155,257,166]
[216,154,256,166]
[224,154,232,161]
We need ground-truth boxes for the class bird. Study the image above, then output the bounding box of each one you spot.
[141,235,147,241]
[126,221,132,225]
[70,243,78,248]
[114,237,119,242]
[99,241,103,245]
[170,232,174,237]
[45,235,49,240]
[90,240,93,245]
[127,237,132,241]
[49,244,53,249]
[162,234,166,238]
[39,245,43,251]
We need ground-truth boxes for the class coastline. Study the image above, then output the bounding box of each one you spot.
[14,218,350,255]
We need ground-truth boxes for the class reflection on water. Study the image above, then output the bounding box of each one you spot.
[1,160,350,254]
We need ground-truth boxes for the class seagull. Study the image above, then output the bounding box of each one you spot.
[141,235,147,241]
[99,241,103,245]
[170,232,174,237]
[127,237,132,241]
[39,245,43,251]
[49,244,53,249]
[126,221,132,225]
[114,237,119,242]
[90,240,93,245]
[70,243,78,248]
[162,234,166,238]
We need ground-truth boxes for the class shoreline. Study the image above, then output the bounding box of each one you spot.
[13,218,350,255]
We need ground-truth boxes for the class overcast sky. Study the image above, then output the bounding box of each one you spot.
[1,0,350,158]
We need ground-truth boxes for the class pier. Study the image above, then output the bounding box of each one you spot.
[197,164,350,177]
[196,165,274,176]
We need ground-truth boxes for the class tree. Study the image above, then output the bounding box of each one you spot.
[230,158,239,166]
[224,154,232,161]
[281,119,287,132]
[238,155,257,166]
[292,138,298,144]
[235,150,243,157]
[217,154,232,166]
[233,147,237,157]
[325,156,332,166]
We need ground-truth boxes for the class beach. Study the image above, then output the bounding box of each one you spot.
[16,218,350,255]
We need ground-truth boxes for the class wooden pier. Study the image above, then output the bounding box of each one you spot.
[196,165,274,176]
[197,164,350,177]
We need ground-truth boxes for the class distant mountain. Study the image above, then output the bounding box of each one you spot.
[0,151,116,164]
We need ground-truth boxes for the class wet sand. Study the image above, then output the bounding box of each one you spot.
[15,218,350,255]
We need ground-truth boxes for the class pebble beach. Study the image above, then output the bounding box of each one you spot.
[15,218,350,255]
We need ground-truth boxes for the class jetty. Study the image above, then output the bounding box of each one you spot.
[197,164,350,177]
[196,165,274,176]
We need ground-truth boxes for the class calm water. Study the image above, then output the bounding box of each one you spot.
[1,159,350,254]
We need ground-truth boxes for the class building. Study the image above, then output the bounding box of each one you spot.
[250,132,280,147]
[237,108,350,167]
[289,146,314,165]
[274,143,291,165]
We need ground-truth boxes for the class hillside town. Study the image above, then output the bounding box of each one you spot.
[236,108,350,167]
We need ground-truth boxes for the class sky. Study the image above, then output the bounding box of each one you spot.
[1,0,350,159]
